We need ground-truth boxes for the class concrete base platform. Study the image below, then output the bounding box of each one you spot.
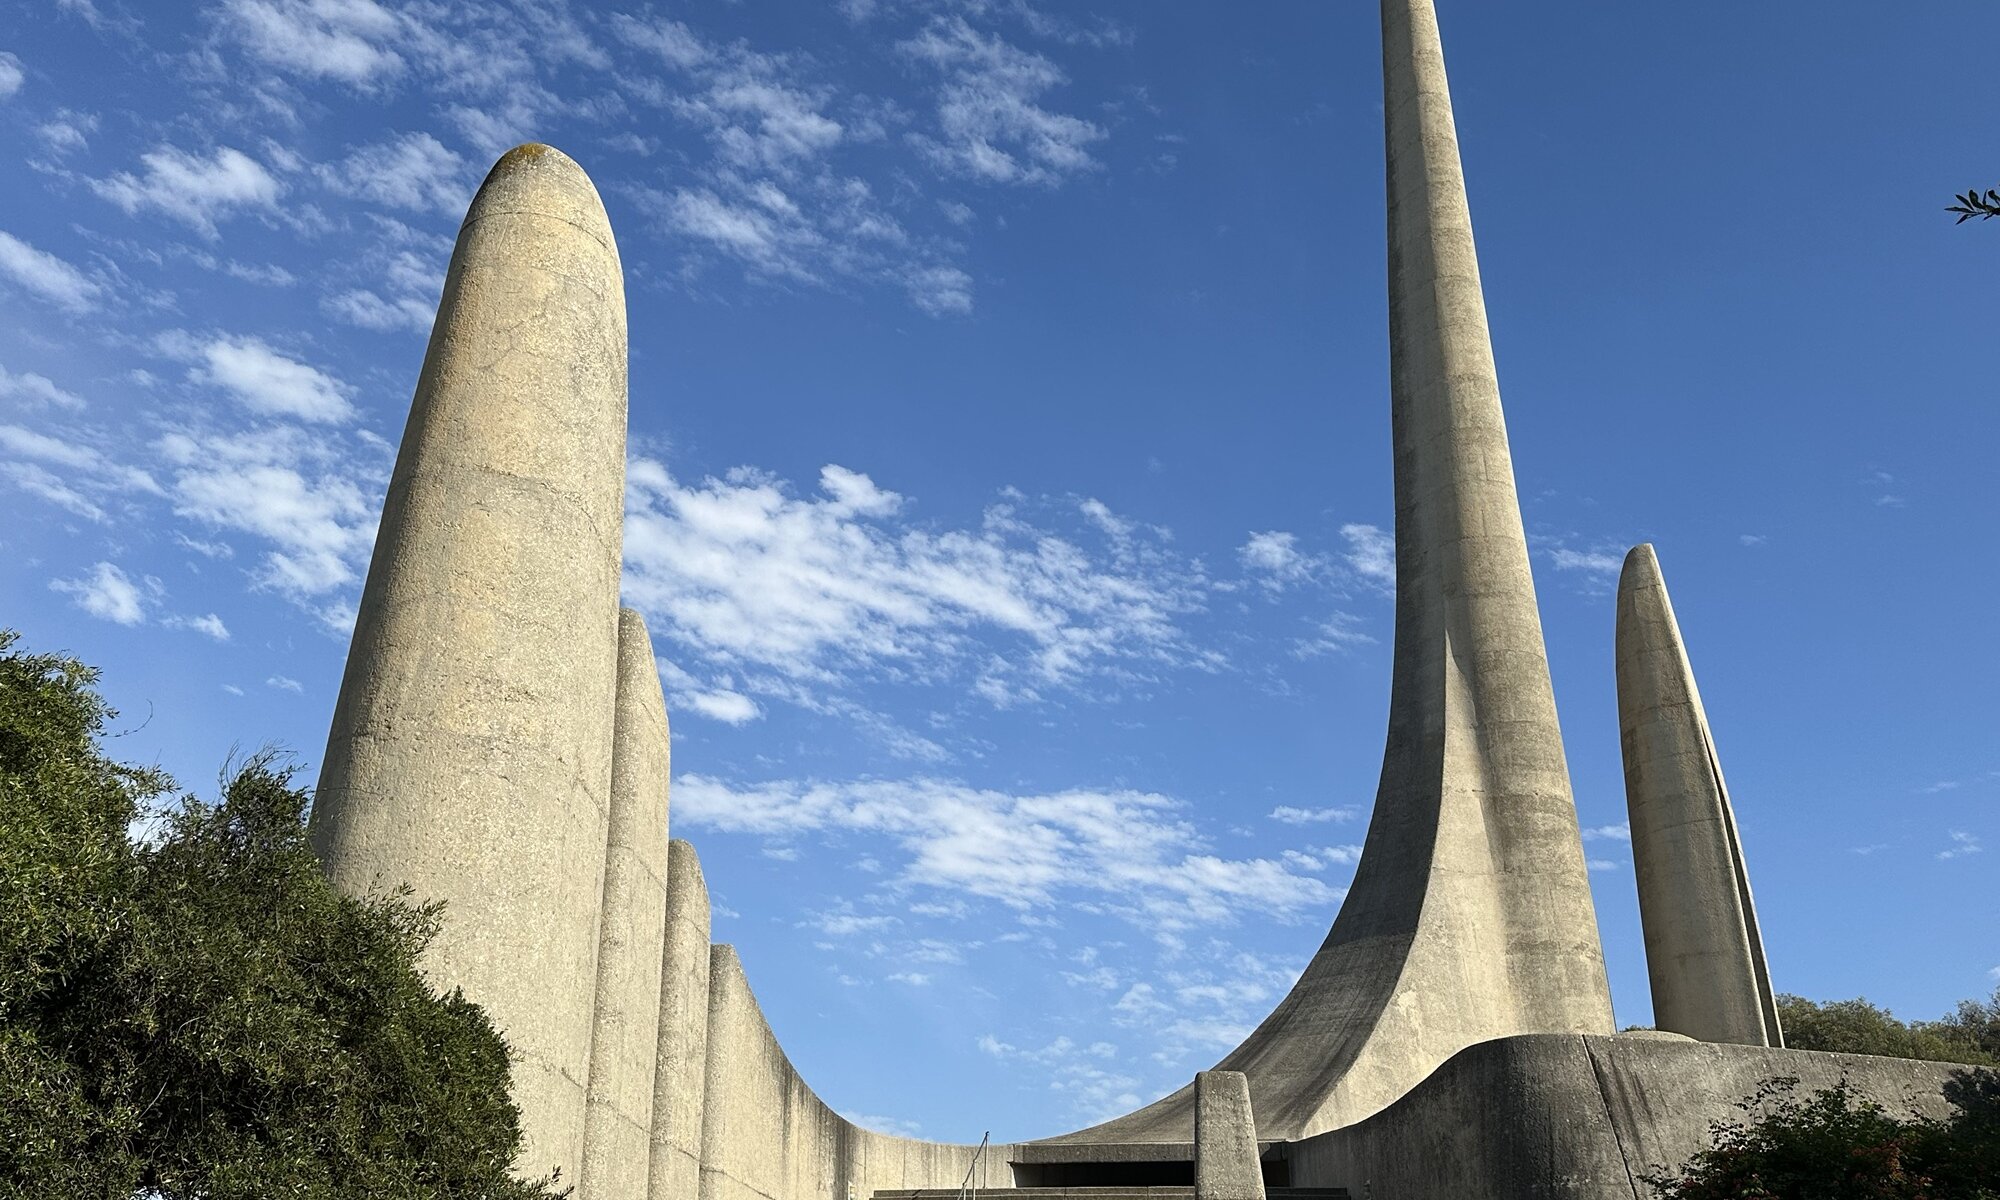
[1285,1033,1966,1199]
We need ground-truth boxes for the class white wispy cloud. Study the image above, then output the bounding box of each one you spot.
[609,13,708,70]
[0,364,86,410]
[221,0,409,85]
[0,52,24,100]
[159,423,383,609]
[0,230,101,313]
[978,1032,1142,1123]
[1581,822,1631,842]
[676,774,1340,934]
[36,109,96,156]
[1341,523,1395,588]
[1239,530,1316,591]
[621,459,1212,715]
[900,17,1103,186]
[1938,831,1982,861]
[0,422,164,521]
[91,145,284,238]
[165,612,231,641]
[1268,804,1359,825]
[50,561,156,625]
[842,1110,923,1137]
[1552,547,1623,576]
[319,131,468,213]
[183,335,354,424]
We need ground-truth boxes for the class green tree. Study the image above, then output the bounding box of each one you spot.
[1642,1071,2000,1199]
[1933,990,2000,1064]
[1778,994,1998,1067]
[0,630,564,1198]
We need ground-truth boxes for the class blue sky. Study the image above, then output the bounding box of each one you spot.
[2,0,1995,1144]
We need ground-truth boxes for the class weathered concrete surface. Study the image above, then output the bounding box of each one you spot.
[581,610,673,1200]
[1287,1034,1962,1199]
[1045,0,1611,1148]
[1616,545,1781,1047]
[649,840,712,1200]
[1194,1072,1263,1200]
[309,142,628,1180]
[698,944,1014,1200]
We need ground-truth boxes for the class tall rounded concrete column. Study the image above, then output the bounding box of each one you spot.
[1616,544,1781,1047]
[649,839,712,1200]
[581,610,673,1199]
[310,143,629,1180]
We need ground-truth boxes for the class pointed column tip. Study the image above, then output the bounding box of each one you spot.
[466,141,614,248]
[1620,542,1662,591]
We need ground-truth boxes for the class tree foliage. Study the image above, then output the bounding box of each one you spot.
[1949,188,2000,223]
[1779,993,2000,1068]
[0,629,564,1199]
[1642,1071,2000,1199]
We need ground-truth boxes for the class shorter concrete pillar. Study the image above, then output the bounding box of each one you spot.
[1194,1070,1264,1200]
[648,840,712,1200]
[581,610,673,1200]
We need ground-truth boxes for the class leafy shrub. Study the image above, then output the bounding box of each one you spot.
[0,630,564,1199]
[1643,1071,2000,1199]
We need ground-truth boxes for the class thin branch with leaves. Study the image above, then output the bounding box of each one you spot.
[1947,187,2000,223]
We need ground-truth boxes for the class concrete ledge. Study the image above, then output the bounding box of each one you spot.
[1286,1034,1966,1200]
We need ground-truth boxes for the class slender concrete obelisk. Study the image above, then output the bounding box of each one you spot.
[581,610,674,1199]
[1616,544,1782,1047]
[1052,0,1612,1145]
[310,143,629,1180]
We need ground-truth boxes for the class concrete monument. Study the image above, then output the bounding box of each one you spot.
[1616,544,1782,1048]
[1046,0,1613,1147]
[305,3,1958,1197]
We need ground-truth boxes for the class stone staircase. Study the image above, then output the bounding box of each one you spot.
[873,1188,1351,1200]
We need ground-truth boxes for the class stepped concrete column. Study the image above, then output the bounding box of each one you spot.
[1194,1071,1265,1200]
[1616,544,1782,1047]
[310,142,629,1180]
[649,839,713,1200]
[582,610,674,1199]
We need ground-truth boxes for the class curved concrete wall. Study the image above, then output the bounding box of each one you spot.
[1286,1034,1963,1199]
[699,944,1014,1200]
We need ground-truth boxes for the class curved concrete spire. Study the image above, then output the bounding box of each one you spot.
[310,143,629,1181]
[1616,544,1782,1047]
[1047,0,1611,1145]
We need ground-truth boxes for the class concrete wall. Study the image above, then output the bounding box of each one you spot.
[698,943,1014,1200]
[1287,1034,1966,1199]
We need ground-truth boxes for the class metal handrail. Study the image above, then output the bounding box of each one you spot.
[956,1132,990,1200]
